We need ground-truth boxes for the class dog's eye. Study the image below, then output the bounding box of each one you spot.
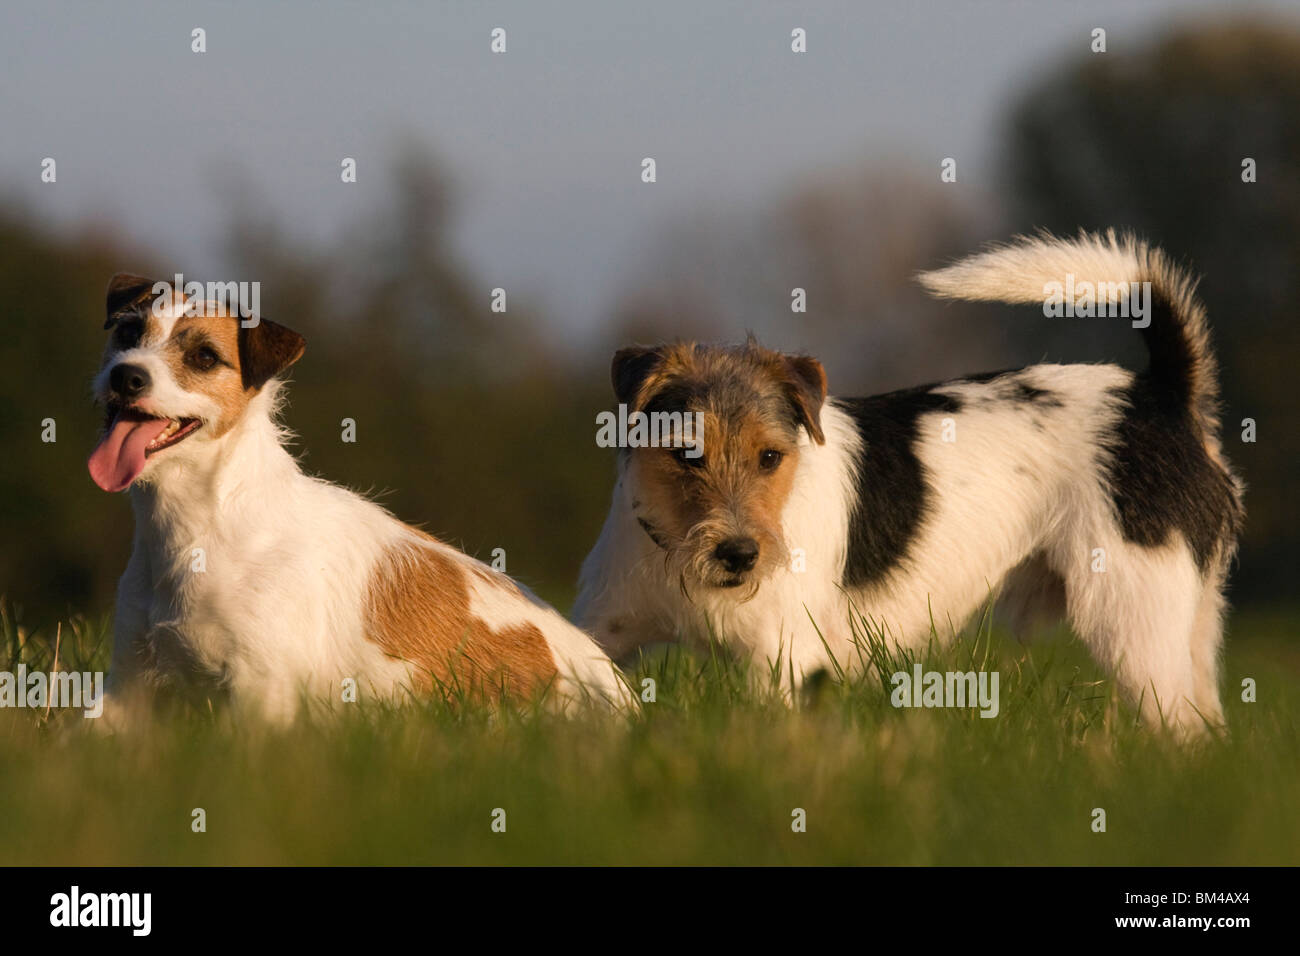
[115,322,142,347]
[672,447,705,469]
[758,449,784,471]
[187,346,219,371]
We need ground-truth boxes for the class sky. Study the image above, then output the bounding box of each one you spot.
[1,0,1289,333]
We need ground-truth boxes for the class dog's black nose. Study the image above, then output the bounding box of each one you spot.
[110,363,151,400]
[714,537,759,573]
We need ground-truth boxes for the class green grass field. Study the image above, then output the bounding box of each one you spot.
[1,601,1297,865]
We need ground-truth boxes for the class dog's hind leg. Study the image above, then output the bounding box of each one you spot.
[1056,536,1214,737]
[1188,574,1228,728]
[998,552,1068,640]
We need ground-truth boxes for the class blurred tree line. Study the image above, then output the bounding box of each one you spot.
[1,17,1294,624]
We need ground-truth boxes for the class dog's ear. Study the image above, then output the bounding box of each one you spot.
[104,273,162,329]
[612,345,664,409]
[239,318,306,390]
[781,354,827,445]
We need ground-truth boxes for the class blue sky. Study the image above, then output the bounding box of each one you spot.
[1,0,1287,331]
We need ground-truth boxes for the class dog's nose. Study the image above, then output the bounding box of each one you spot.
[110,363,151,400]
[714,537,759,573]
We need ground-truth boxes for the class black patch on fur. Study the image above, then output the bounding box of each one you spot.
[836,387,962,587]
[104,274,161,329]
[1138,288,1197,409]
[1105,376,1241,572]
[642,383,701,417]
[836,368,1069,586]
[952,367,1023,385]
[612,346,664,407]
[1010,381,1062,406]
[951,368,1062,407]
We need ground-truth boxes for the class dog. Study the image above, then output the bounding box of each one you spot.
[574,232,1244,736]
[89,274,630,724]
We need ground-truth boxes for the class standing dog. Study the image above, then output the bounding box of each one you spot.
[90,274,629,723]
[574,232,1243,735]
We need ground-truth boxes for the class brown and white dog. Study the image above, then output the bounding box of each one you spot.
[90,274,630,724]
[574,233,1244,736]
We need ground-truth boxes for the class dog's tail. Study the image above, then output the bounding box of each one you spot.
[917,230,1220,434]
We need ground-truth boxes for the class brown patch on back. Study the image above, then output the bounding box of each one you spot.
[365,538,559,701]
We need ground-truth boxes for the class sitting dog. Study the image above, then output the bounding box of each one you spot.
[90,274,630,723]
[574,232,1243,735]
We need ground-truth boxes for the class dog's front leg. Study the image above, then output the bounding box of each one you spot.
[95,552,155,732]
[572,509,679,661]
[725,609,842,699]
[574,576,677,662]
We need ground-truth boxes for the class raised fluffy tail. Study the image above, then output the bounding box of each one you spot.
[917,230,1220,433]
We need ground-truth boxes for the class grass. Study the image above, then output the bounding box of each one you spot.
[0,599,1297,865]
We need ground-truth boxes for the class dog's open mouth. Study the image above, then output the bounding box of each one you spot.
[718,576,746,589]
[88,407,203,493]
[145,417,202,456]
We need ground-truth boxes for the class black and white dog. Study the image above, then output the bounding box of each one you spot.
[574,232,1243,736]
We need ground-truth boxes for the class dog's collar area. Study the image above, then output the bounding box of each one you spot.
[637,517,670,551]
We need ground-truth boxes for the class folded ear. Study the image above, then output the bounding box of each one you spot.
[238,317,306,390]
[611,345,665,409]
[782,354,827,444]
[104,273,162,328]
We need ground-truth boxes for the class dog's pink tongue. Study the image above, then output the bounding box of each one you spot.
[88,412,171,492]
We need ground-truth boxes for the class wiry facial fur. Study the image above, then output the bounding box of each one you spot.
[614,340,824,599]
[575,232,1244,739]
